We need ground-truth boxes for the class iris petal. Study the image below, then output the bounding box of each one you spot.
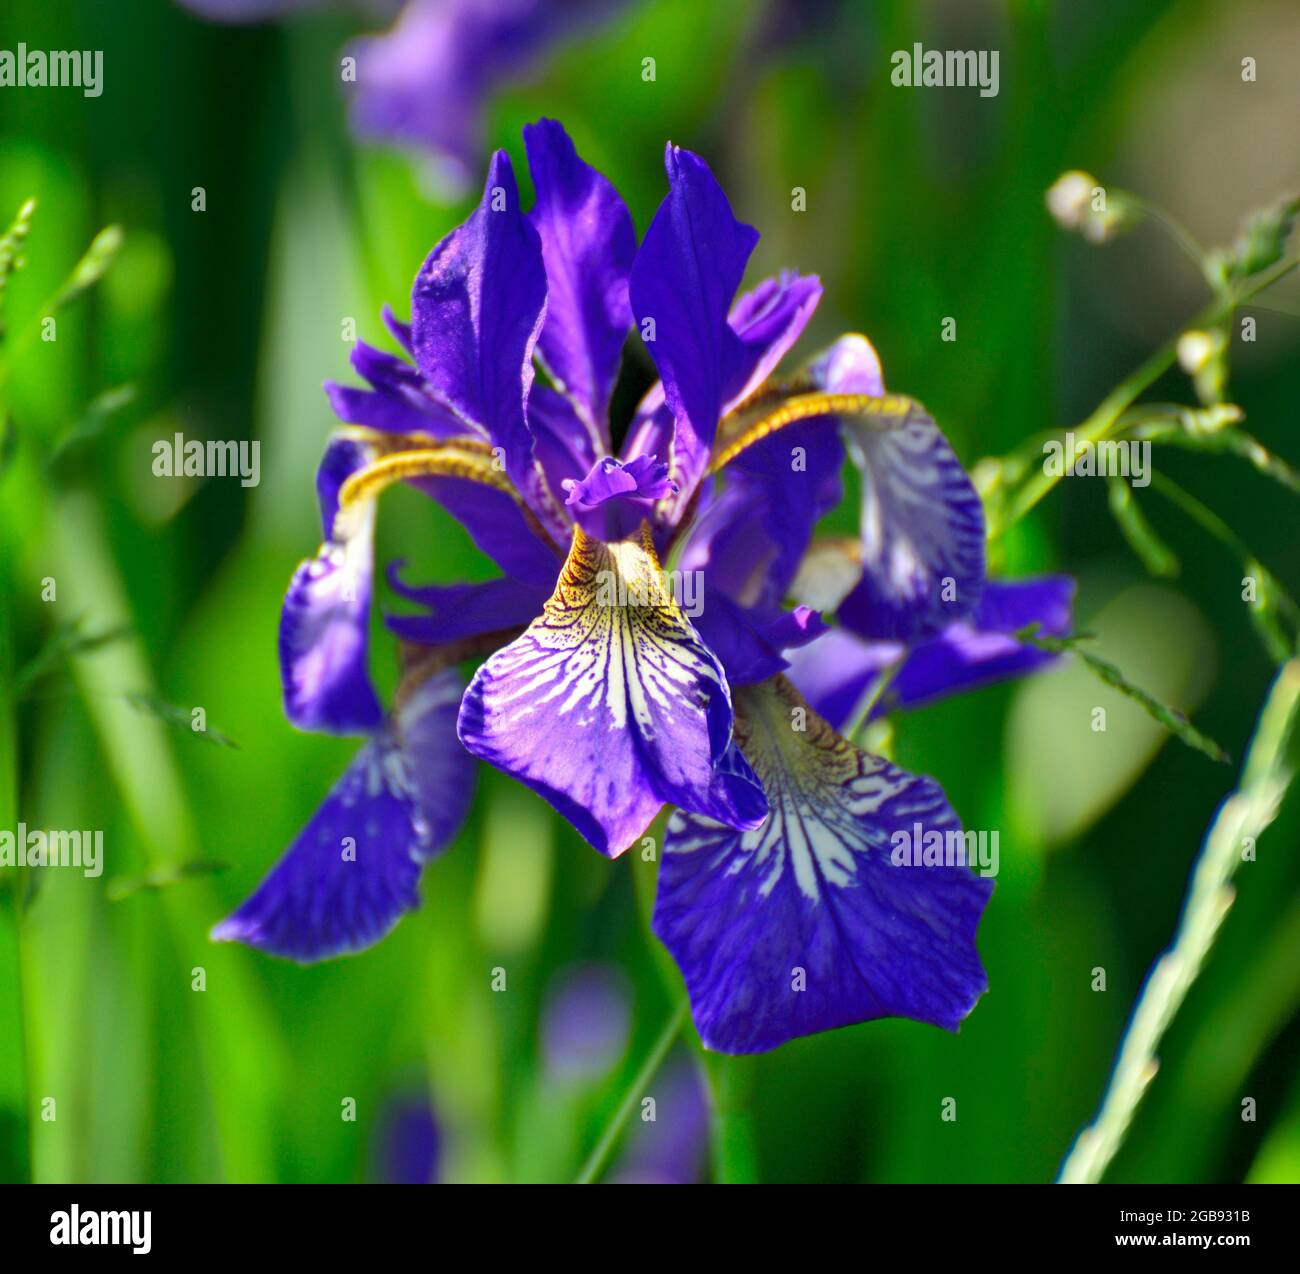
[524,118,636,443]
[562,454,677,541]
[681,418,844,613]
[625,269,822,525]
[788,575,1076,730]
[457,524,767,857]
[723,270,823,416]
[813,335,986,643]
[629,145,757,490]
[408,474,564,588]
[325,339,472,438]
[653,676,992,1053]
[279,437,384,735]
[690,592,826,687]
[411,149,551,520]
[385,569,551,646]
[213,670,474,962]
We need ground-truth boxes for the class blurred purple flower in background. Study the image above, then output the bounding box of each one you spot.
[370,1091,441,1183]
[177,0,624,189]
[346,0,624,190]
[609,1051,709,1184]
[541,963,633,1084]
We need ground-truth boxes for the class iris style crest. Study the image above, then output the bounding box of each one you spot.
[216,120,1073,1053]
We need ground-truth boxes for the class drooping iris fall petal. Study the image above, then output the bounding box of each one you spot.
[213,670,474,961]
[653,676,992,1053]
[788,575,1077,730]
[279,436,384,735]
[811,335,986,643]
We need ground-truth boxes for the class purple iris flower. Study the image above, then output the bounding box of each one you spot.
[216,119,1060,1054]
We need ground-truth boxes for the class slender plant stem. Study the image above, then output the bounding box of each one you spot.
[1058,659,1300,1183]
[1127,194,1210,277]
[703,1052,760,1183]
[1004,257,1300,530]
[575,999,688,1184]
[841,656,905,744]
[1148,472,1300,626]
[1006,334,1196,527]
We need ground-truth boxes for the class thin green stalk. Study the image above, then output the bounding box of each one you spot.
[1058,659,1300,1183]
[1007,334,1194,527]
[702,1052,759,1183]
[841,656,905,743]
[0,226,123,388]
[1148,472,1294,607]
[1005,257,1300,530]
[575,999,688,1184]
[1127,193,1211,278]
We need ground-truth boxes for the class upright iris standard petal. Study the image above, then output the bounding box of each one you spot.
[812,335,986,643]
[457,524,767,858]
[623,270,823,524]
[280,437,384,735]
[653,676,992,1054]
[723,270,823,414]
[411,150,550,514]
[524,118,636,442]
[788,575,1077,730]
[629,145,758,481]
[213,670,474,962]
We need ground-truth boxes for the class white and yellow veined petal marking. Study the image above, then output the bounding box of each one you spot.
[457,522,762,858]
[653,675,992,1053]
[667,675,938,904]
[487,523,726,738]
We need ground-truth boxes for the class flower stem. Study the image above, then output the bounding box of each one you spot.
[702,1052,760,1183]
[1004,256,1300,531]
[842,656,905,743]
[1147,471,1300,628]
[574,999,688,1184]
[1057,658,1300,1183]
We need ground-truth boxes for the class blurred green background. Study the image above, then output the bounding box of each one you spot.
[1,0,1299,1184]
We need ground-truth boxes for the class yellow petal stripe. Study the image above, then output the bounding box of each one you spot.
[710,390,917,473]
